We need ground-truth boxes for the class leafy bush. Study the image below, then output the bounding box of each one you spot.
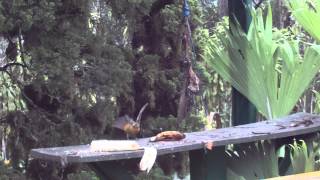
[226,134,320,180]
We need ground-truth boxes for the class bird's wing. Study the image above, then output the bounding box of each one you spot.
[112,115,131,131]
[136,103,148,125]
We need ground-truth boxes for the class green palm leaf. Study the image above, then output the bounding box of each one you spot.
[287,0,320,42]
[203,6,320,119]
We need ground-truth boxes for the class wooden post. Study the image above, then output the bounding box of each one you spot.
[190,1,256,179]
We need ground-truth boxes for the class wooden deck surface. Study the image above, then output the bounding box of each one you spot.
[30,113,320,164]
[266,171,320,180]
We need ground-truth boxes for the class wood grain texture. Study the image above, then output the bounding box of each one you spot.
[30,113,320,163]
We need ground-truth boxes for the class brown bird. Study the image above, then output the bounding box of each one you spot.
[112,103,148,138]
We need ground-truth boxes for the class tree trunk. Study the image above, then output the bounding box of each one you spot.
[218,0,228,17]
[272,0,291,28]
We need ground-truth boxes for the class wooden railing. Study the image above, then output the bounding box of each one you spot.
[30,113,320,180]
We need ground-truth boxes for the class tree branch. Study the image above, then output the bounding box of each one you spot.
[0,117,7,124]
[150,0,175,16]
[0,62,27,72]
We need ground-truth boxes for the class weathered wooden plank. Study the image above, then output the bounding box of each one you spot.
[30,113,320,163]
[266,171,320,180]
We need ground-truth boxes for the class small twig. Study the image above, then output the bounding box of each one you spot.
[18,27,27,67]
[275,124,286,130]
[20,91,63,123]
[253,0,265,9]
[251,131,271,135]
[290,119,314,127]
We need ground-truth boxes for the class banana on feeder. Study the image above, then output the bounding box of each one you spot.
[150,131,186,142]
[112,103,148,137]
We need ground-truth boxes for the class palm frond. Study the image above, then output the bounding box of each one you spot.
[226,141,279,179]
[287,0,320,42]
[225,136,320,179]
[203,5,320,119]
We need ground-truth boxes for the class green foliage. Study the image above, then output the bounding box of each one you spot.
[313,90,320,113]
[288,0,320,116]
[144,114,204,134]
[0,161,25,180]
[135,165,173,180]
[286,140,316,173]
[226,135,320,180]
[0,0,133,179]
[197,17,232,125]
[0,0,208,179]
[0,74,25,113]
[287,0,320,42]
[67,171,99,180]
[226,141,278,180]
[203,5,320,119]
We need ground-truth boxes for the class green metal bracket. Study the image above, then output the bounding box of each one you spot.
[229,0,257,126]
[89,161,135,180]
[189,147,227,180]
[232,89,257,125]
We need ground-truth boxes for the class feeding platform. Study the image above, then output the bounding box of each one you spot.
[31,113,320,164]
